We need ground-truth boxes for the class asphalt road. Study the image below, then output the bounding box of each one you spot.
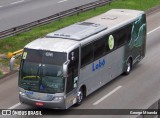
[0,7,160,118]
[0,0,98,32]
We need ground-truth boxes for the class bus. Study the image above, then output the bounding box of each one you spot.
[18,9,146,109]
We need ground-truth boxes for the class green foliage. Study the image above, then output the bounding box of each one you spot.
[0,70,3,77]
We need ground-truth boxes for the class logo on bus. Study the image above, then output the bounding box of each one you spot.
[92,59,106,72]
[108,35,114,50]
[45,52,53,57]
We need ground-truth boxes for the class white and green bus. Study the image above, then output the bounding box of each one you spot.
[17,9,146,109]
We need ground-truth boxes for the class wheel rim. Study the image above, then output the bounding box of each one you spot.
[77,90,83,103]
[127,62,131,72]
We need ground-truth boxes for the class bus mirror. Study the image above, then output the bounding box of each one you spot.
[10,57,15,71]
[10,54,22,71]
[63,60,70,78]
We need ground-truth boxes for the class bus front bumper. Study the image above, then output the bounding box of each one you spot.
[19,93,66,109]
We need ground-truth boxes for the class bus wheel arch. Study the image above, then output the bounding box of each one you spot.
[124,57,132,75]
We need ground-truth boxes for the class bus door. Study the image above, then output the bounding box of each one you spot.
[65,48,79,108]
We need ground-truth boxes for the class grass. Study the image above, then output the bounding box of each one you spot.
[0,0,160,73]
[0,70,2,77]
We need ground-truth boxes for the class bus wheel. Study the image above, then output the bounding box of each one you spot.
[124,59,132,75]
[75,88,84,106]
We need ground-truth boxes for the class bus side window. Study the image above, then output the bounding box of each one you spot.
[93,37,106,60]
[116,29,126,47]
[126,24,132,43]
[81,43,94,67]
[106,35,110,53]
[116,25,132,46]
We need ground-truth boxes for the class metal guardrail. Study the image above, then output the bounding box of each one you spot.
[0,0,113,39]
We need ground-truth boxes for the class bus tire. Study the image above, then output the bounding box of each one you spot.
[124,59,132,75]
[75,88,84,106]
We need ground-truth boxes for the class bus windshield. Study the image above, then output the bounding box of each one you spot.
[19,49,67,94]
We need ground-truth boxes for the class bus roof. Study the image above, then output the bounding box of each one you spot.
[25,9,144,52]
[25,37,79,53]
[85,9,144,29]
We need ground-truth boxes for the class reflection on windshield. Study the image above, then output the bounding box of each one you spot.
[41,64,64,92]
[21,62,40,80]
[19,49,67,93]
[42,64,63,77]
[20,61,64,93]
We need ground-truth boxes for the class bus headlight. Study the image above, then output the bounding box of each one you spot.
[19,91,25,96]
[54,96,63,101]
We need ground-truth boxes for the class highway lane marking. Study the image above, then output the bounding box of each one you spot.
[147,25,160,35]
[8,102,21,109]
[11,0,25,5]
[58,0,68,4]
[93,86,122,105]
